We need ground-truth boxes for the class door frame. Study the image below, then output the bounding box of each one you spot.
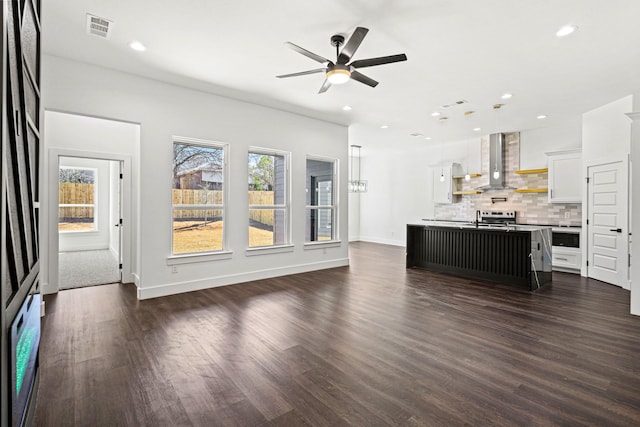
[47,148,132,293]
[584,155,630,289]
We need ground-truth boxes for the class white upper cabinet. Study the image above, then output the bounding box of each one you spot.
[433,163,463,204]
[546,149,582,203]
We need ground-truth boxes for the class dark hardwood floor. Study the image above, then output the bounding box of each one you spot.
[34,242,640,426]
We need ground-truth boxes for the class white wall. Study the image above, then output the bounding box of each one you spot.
[348,192,360,241]
[582,96,632,165]
[42,55,349,299]
[629,108,640,315]
[42,111,139,293]
[581,96,632,282]
[58,157,111,252]
[520,118,582,169]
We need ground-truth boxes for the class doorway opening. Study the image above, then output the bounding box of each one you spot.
[58,156,123,289]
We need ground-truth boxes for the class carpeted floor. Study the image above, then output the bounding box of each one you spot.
[58,250,120,290]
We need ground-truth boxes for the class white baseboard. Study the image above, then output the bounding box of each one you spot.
[131,273,140,287]
[358,236,406,247]
[137,258,350,300]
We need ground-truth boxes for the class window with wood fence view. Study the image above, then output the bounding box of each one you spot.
[172,141,226,255]
[58,167,96,232]
[248,151,288,248]
[172,142,289,254]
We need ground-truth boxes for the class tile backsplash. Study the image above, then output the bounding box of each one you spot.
[434,132,582,226]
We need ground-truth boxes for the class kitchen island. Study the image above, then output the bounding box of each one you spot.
[406,222,552,290]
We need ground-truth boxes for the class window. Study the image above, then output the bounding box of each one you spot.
[172,138,227,255]
[58,167,97,232]
[305,157,337,242]
[248,149,290,248]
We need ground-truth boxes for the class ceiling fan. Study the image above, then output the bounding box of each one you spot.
[277,27,407,93]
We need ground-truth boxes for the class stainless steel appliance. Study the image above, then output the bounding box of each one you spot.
[478,210,517,225]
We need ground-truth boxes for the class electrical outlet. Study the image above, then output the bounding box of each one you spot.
[564,212,571,219]
[172,265,178,274]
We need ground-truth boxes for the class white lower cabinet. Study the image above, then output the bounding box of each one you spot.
[551,227,581,273]
[552,246,581,272]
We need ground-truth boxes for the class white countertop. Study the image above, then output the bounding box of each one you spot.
[417,220,552,232]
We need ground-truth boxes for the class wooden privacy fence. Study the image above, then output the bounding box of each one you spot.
[248,191,275,227]
[59,185,277,226]
[59,182,94,219]
[172,189,275,226]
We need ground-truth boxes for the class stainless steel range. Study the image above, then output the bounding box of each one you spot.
[478,210,517,225]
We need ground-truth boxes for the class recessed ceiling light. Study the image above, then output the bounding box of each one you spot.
[424,137,432,140]
[537,114,548,119]
[556,25,578,38]
[438,117,448,122]
[129,41,146,51]
[431,112,441,117]
[380,125,389,129]
[473,127,481,132]
[342,105,352,111]
[501,93,513,99]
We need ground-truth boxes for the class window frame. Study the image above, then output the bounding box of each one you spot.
[58,166,98,234]
[246,147,292,252]
[304,156,340,247]
[169,136,230,261]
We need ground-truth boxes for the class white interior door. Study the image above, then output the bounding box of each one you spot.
[587,161,629,288]
[109,160,123,281]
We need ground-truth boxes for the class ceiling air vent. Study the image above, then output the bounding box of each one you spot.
[86,14,113,39]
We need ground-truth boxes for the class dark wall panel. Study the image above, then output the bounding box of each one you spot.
[2,0,42,425]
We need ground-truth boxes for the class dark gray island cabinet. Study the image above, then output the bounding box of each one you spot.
[406,223,553,290]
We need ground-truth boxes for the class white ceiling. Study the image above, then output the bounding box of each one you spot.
[43,0,640,150]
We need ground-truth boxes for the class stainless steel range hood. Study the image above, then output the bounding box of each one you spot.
[477,133,511,190]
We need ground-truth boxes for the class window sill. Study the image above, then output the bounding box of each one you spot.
[304,240,342,250]
[245,244,295,257]
[167,250,233,265]
[59,230,100,235]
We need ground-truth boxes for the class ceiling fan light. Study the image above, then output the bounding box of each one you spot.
[327,68,351,84]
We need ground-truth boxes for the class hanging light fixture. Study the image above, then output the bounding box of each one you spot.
[349,145,368,193]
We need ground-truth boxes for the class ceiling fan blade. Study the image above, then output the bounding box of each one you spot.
[350,53,407,69]
[350,70,379,88]
[337,27,369,64]
[284,42,330,64]
[276,68,327,78]
[318,79,332,93]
